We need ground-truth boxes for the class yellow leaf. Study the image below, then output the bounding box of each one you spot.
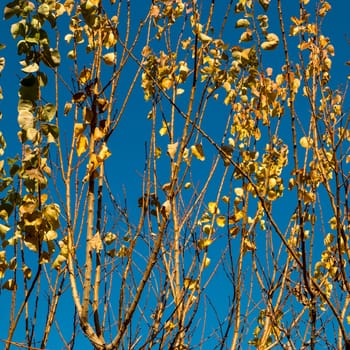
[155,147,162,158]
[167,142,178,159]
[198,32,212,42]
[97,142,111,161]
[159,120,169,136]
[79,68,92,85]
[2,279,16,290]
[64,102,72,116]
[216,216,226,227]
[165,320,176,332]
[191,144,205,161]
[328,217,337,230]
[74,123,86,137]
[299,136,313,148]
[235,18,250,28]
[23,265,32,279]
[94,127,105,141]
[203,225,214,235]
[150,5,160,17]
[103,52,116,66]
[104,232,117,245]
[208,202,219,214]
[184,182,191,189]
[0,224,10,239]
[203,257,211,268]
[261,33,279,50]
[44,230,58,241]
[161,77,173,90]
[198,238,213,250]
[86,0,100,8]
[234,187,244,197]
[77,135,89,157]
[243,238,256,252]
[52,254,66,270]
[222,196,230,203]
[142,45,152,57]
[261,40,278,50]
[184,278,199,291]
[90,232,103,252]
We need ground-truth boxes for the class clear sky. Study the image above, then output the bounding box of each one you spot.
[0,1,349,349]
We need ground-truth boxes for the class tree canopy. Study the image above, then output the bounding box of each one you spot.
[0,0,349,349]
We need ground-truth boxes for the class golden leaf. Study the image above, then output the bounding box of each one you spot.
[2,279,16,290]
[203,257,211,268]
[203,225,214,235]
[184,182,191,189]
[64,102,72,116]
[76,135,88,157]
[79,68,92,85]
[234,187,244,197]
[184,278,199,291]
[86,0,100,8]
[103,52,117,66]
[97,142,111,161]
[198,238,213,250]
[150,5,160,17]
[104,232,117,245]
[161,77,174,90]
[90,232,103,252]
[208,202,219,214]
[161,200,171,218]
[155,147,162,159]
[235,18,250,28]
[159,121,169,136]
[167,142,178,159]
[299,136,313,149]
[222,196,230,203]
[0,224,10,239]
[216,216,226,227]
[191,144,205,161]
[23,265,32,279]
[324,233,334,246]
[94,127,105,141]
[44,230,58,241]
[243,238,256,252]
[52,254,66,270]
[142,45,152,57]
[198,32,212,43]
[261,39,278,50]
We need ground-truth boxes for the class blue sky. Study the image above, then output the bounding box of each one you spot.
[0,1,350,349]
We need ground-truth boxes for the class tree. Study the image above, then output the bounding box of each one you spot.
[0,0,349,349]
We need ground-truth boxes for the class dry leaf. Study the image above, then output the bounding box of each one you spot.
[167,142,178,159]
[191,144,205,161]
